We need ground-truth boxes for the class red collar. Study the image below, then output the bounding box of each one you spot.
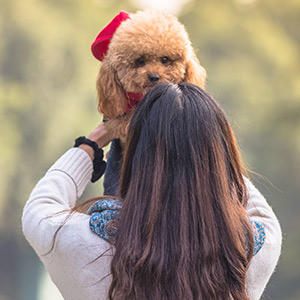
[99,91,143,115]
[125,92,143,113]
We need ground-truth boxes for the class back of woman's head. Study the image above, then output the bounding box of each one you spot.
[108,83,254,300]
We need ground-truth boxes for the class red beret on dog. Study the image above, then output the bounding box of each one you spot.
[91,11,130,61]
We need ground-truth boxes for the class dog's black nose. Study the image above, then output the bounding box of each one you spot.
[148,74,160,83]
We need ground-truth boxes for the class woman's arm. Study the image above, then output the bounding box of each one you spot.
[22,123,116,299]
[22,122,114,252]
[22,147,94,253]
[245,177,282,300]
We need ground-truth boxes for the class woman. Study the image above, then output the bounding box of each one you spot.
[22,83,281,299]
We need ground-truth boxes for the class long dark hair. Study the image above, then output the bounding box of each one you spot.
[46,83,254,299]
[108,83,253,299]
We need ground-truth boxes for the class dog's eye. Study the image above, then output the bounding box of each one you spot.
[161,56,170,64]
[135,56,146,67]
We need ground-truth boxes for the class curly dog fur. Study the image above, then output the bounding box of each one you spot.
[96,10,206,143]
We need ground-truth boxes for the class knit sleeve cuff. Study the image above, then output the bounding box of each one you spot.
[47,147,93,197]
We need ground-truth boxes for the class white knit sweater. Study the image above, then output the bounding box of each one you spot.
[22,148,282,300]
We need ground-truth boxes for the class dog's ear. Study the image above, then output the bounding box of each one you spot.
[184,53,207,89]
[96,62,127,119]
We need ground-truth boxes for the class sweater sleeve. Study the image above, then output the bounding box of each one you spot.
[22,148,113,299]
[244,177,282,300]
[22,147,94,254]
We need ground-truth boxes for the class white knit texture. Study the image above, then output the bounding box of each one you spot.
[22,147,282,300]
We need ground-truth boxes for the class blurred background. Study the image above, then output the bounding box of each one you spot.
[0,0,299,299]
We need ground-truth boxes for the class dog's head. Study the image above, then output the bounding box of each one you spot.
[96,11,206,119]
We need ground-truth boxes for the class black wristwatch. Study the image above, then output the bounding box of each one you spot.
[74,136,106,183]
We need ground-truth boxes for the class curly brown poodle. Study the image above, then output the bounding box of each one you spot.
[93,10,207,144]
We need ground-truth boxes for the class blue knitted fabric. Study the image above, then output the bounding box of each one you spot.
[88,198,266,255]
[88,199,122,245]
[250,220,266,255]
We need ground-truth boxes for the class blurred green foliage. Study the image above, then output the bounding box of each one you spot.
[0,0,299,299]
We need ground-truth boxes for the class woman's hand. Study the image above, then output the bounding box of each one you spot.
[79,123,114,160]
